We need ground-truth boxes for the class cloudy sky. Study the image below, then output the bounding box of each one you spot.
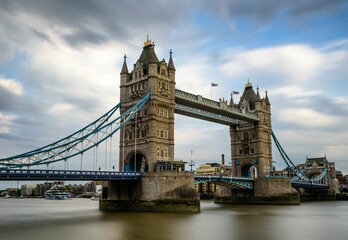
[0,0,348,186]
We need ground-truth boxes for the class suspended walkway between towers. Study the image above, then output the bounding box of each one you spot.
[174,89,259,125]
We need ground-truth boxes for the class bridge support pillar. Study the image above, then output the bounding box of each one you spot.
[253,177,300,204]
[299,188,337,201]
[99,172,200,212]
[298,179,339,201]
[215,177,300,205]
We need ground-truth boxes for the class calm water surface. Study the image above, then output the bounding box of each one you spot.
[0,198,347,240]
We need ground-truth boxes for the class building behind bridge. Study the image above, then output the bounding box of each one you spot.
[194,162,232,199]
[297,156,336,179]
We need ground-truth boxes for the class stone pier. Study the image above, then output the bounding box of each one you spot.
[299,188,337,201]
[99,172,200,212]
[214,177,300,205]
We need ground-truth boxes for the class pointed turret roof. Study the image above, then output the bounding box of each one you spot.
[229,93,234,107]
[168,49,175,71]
[120,54,129,74]
[256,86,261,101]
[265,90,270,105]
[138,36,159,71]
[239,80,258,110]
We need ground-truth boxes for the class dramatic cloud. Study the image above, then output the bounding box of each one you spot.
[278,108,342,128]
[0,112,17,134]
[218,43,346,86]
[0,77,23,95]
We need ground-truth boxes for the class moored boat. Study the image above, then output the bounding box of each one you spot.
[45,185,71,200]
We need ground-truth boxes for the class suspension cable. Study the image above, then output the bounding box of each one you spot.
[0,92,150,168]
[272,130,328,183]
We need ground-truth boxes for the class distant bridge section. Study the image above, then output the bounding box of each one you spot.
[194,174,329,190]
[174,89,259,125]
[291,181,329,189]
[194,175,254,190]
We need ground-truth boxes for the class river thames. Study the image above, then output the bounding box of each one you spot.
[0,198,347,240]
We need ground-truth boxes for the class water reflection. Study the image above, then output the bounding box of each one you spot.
[0,199,347,240]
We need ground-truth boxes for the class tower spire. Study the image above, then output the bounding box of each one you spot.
[256,86,261,101]
[168,49,175,71]
[120,54,129,74]
[144,35,153,47]
[265,90,270,105]
[229,92,234,107]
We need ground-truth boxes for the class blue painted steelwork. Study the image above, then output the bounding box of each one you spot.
[291,182,329,189]
[0,168,141,181]
[271,131,330,188]
[0,92,151,168]
[195,175,254,189]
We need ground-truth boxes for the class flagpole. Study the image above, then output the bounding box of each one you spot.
[211,83,218,100]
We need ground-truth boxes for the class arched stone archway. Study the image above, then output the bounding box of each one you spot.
[241,164,253,177]
[241,164,258,178]
[125,152,147,172]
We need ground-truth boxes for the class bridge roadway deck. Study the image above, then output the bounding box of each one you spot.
[0,168,330,190]
[0,168,141,181]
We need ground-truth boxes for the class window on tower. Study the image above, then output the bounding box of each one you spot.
[164,147,168,158]
[156,147,160,158]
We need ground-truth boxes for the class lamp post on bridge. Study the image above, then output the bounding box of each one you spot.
[189,150,195,172]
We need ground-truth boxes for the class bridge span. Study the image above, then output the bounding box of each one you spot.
[0,167,329,191]
[0,168,140,181]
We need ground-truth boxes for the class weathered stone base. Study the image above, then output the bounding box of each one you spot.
[214,193,300,205]
[99,199,200,212]
[299,189,337,201]
[99,172,200,212]
[336,193,348,201]
[214,177,300,205]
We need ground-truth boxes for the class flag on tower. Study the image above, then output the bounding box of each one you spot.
[211,83,218,87]
[232,91,240,95]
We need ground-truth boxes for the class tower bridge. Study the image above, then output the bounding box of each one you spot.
[0,37,336,211]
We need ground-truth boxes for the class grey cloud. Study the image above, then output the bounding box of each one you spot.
[3,0,345,50]
[0,0,193,48]
[216,0,348,21]
[305,95,348,118]
[0,87,18,111]
[63,27,109,47]
[0,133,21,141]
[32,29,51,43]
[0,84,51,131]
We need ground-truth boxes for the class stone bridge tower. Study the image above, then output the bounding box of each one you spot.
[119,36,176,172]
[230,81,272,177]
